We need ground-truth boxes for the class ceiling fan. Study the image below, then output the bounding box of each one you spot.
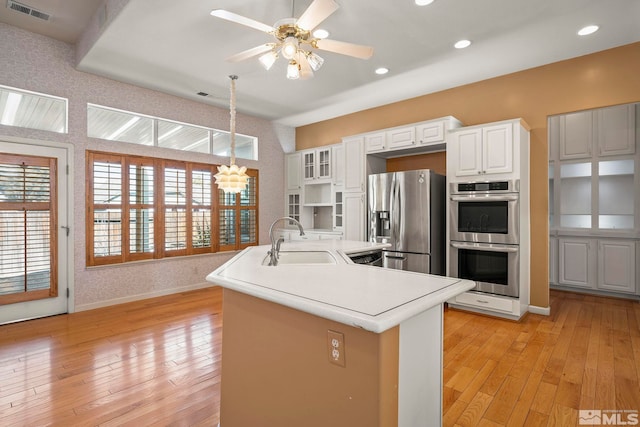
[210,0,374,80]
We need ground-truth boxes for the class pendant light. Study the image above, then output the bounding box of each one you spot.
[214,75,249,193]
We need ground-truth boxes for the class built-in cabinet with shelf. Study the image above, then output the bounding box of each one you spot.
[549,102,639,298]
[446,118,531,319]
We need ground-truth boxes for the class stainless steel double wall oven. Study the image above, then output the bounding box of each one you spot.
[449,180,520,297]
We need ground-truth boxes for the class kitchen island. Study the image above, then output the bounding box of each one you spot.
[206,240,475,427]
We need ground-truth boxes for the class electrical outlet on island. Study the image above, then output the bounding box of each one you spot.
[327,330,345,367]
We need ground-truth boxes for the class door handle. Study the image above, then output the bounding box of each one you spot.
[385,255,406,260]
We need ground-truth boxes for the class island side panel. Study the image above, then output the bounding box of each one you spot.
[220,289,399,427]
[398,304,444,427]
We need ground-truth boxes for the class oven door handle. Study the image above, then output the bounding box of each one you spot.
[450,194,519,202]
[450,241,519,253]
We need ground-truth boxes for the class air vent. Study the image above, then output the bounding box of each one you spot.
[6,0,50,21]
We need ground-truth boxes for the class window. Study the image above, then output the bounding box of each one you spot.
[0,84,68,133]
[219,169,258,252]
[86,151,258,266]
[87,104,258,160]
[0,153,57,304]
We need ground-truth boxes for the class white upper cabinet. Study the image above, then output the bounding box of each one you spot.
[285,152,302,191]
[451,128,483,176]
[449,121,518,178]
[555,104,636,160]
[365,132,386,153]
[343,136,366,193]
[416,120,446,146]
[332,143,345,186]
[364,117,462,155]
[483,123,514,175]
[559,110,593,160]
[386,126,415,150]
[302,147,332,181]
[597,104,636,156]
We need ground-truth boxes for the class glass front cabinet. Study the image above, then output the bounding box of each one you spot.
[548,102,639,296]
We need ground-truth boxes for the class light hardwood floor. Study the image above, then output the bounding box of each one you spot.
[0,287,638,426]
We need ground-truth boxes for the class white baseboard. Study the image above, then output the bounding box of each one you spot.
[528,305,551,316]
[75,282,215,312]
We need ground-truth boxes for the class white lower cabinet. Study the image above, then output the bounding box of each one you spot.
[558,238,595,289]
[598,239,636,293]
[557,237,637,294]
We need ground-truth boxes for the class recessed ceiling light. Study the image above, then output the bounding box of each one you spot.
[578,25,599,36]
[313,28,329,39]
[454,39,471,49]
[375,67,389,75]
[415,0,435,5]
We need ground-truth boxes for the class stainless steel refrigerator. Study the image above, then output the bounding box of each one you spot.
[368,169,445,275]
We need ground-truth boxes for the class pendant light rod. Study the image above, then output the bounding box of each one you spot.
[229,74,238,165]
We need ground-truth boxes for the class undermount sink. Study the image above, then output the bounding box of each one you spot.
[262,251,337,266]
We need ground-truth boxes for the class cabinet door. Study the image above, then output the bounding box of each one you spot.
[549,237,557,285]
[332,144,344,186]
[317,147,332,180]
[560,110,593,160]
[343,137,365,192]
[343,192,366,241]
[365,132,386,153]
[386,126,415,150]
[302,150,315,180]
[598,240,636,293]
[597,104,635,156]
[333,189,343,230]
[416,121,445,146]
[483,123,513,175]
[285,153,302,191]
[452,128,483,176]
[558,238,595,289]
[286,192,301,223]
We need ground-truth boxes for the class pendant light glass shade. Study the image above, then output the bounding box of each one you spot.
[258,51,278,70]
[281,36,299,60]
[306,52,324,71]
[287,61,300,79]
[215,75,249,193]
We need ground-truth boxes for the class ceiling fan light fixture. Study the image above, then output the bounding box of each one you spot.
[282,36,299,60]
[307,52,324,71]
[287,61,300,80]
[258,50,278,70]
[312,28,329,39]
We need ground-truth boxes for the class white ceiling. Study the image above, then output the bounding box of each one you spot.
[2,0,639,127]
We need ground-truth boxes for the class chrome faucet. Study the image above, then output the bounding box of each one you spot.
[268,216,305,266]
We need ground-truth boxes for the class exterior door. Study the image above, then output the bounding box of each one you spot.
[0,140,70,324]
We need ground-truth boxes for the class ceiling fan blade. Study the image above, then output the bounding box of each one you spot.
[296,52,314,80]
[226,44,274,62]
[210,9,274,34]
[296,0,339,31]
[315,39,374,59]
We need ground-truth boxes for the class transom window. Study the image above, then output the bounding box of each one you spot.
[87,104,258,161]
[86,151,258,266]
[0,84,68,134]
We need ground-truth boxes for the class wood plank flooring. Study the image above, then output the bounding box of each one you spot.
[0,287,638,426]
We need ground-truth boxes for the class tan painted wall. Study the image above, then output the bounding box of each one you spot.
[220,289,399,427]
[296,42,640,309]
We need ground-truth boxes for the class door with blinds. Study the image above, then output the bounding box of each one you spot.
[0,140,70,324]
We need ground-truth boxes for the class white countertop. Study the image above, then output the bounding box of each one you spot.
[206,240,475,333]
